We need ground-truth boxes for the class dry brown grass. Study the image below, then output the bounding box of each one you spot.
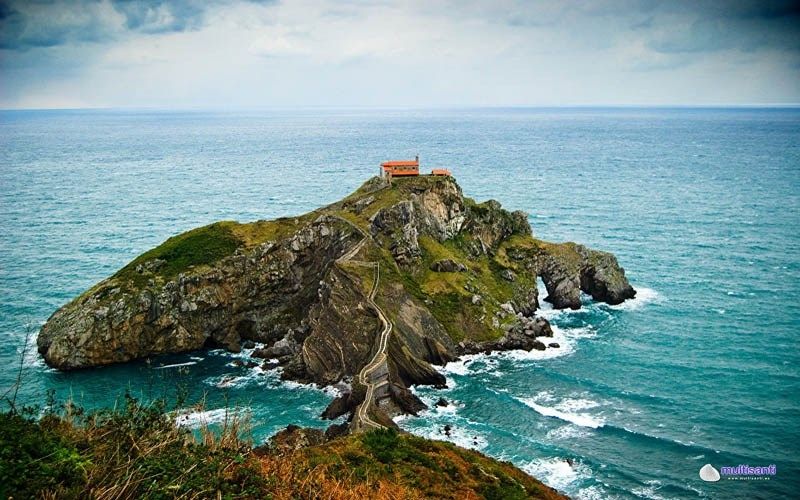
[255,450,422,500]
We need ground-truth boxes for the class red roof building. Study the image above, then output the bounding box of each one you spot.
[381,156,419,177]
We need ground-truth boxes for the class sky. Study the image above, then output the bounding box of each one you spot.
[0,0,799,109]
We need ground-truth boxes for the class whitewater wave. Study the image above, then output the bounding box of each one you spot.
[518,395,605,429]
[397,392,486,450]
[573,485,610,500]
[174,407,249,428]
[440,360,472,376]
[439,356,498,376]
[547,424,591,440]
[606,286,660,311]
[207,343,264,360]
[204,364,276,389]
[521,457,591,492]
[631,479,668,500]
[400,419,488,451]
[499,324,593,362]
[281,379,343,398]
[153,361,197,369]
[439,325,588,376]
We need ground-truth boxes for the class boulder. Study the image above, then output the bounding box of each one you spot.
[430,259,467,273]
[577,246,637,305]
[389,383,428,415]
[500,269,516,282]
[268,425,326,451]
[500,302,516,315]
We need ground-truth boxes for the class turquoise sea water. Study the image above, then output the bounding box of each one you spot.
[1,108,798,499]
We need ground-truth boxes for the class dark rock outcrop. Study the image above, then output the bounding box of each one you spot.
[577,246,636,305]
[505,240,636,310]
[268,425,326,451]
[429,259,467,273]
[457,315,554,355]
[321,389,363,420]
[463,200,531,252]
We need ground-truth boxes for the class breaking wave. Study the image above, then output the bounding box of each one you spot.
[517,394,605,429]
[606,286,660,311]
[174,407,249,428]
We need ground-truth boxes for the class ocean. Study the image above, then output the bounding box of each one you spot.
[1,107,798,499]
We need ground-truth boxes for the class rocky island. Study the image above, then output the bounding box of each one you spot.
[39,174,635,432]
[26,174,637,498]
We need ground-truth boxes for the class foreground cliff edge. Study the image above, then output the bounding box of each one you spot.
[3,404,568,499]
[38,175,635,430]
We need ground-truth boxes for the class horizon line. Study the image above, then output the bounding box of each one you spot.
[2,103,800,113]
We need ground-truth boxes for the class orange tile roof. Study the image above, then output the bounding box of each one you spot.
[381,159,419,167]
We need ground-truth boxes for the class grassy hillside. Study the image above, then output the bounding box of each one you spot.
[0,398,566,500]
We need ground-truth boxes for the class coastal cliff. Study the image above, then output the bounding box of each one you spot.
[38,175,635,425]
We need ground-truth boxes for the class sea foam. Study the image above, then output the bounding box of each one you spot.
[400,419,488,451]
[606,286,660,311]
[520,457,591,492]
[518,396,605,429]
[174,407,249,428]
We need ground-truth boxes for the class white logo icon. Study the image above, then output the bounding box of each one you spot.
[699,464,721,482]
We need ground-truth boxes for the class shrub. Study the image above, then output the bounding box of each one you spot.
[0,394,264,499]
[0,411,88,499]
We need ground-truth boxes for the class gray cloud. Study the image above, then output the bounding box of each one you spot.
[0,0,117,49]
[0,0,276,50]
[644,0,800,54]
[112,0,206,34]
[0,0,798,107]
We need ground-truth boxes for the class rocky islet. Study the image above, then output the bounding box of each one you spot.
[38,174,636,429]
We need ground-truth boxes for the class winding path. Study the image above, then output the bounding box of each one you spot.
[332,216,393,431]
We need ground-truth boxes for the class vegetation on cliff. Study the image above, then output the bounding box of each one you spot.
[0,397,565,500]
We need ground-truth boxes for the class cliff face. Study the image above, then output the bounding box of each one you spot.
[37,216,362,370]
[38,175,635,422]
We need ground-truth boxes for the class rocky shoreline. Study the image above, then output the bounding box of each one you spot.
[38,175,635,431]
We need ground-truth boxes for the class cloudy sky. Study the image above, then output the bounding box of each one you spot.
[1,0,799,109]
